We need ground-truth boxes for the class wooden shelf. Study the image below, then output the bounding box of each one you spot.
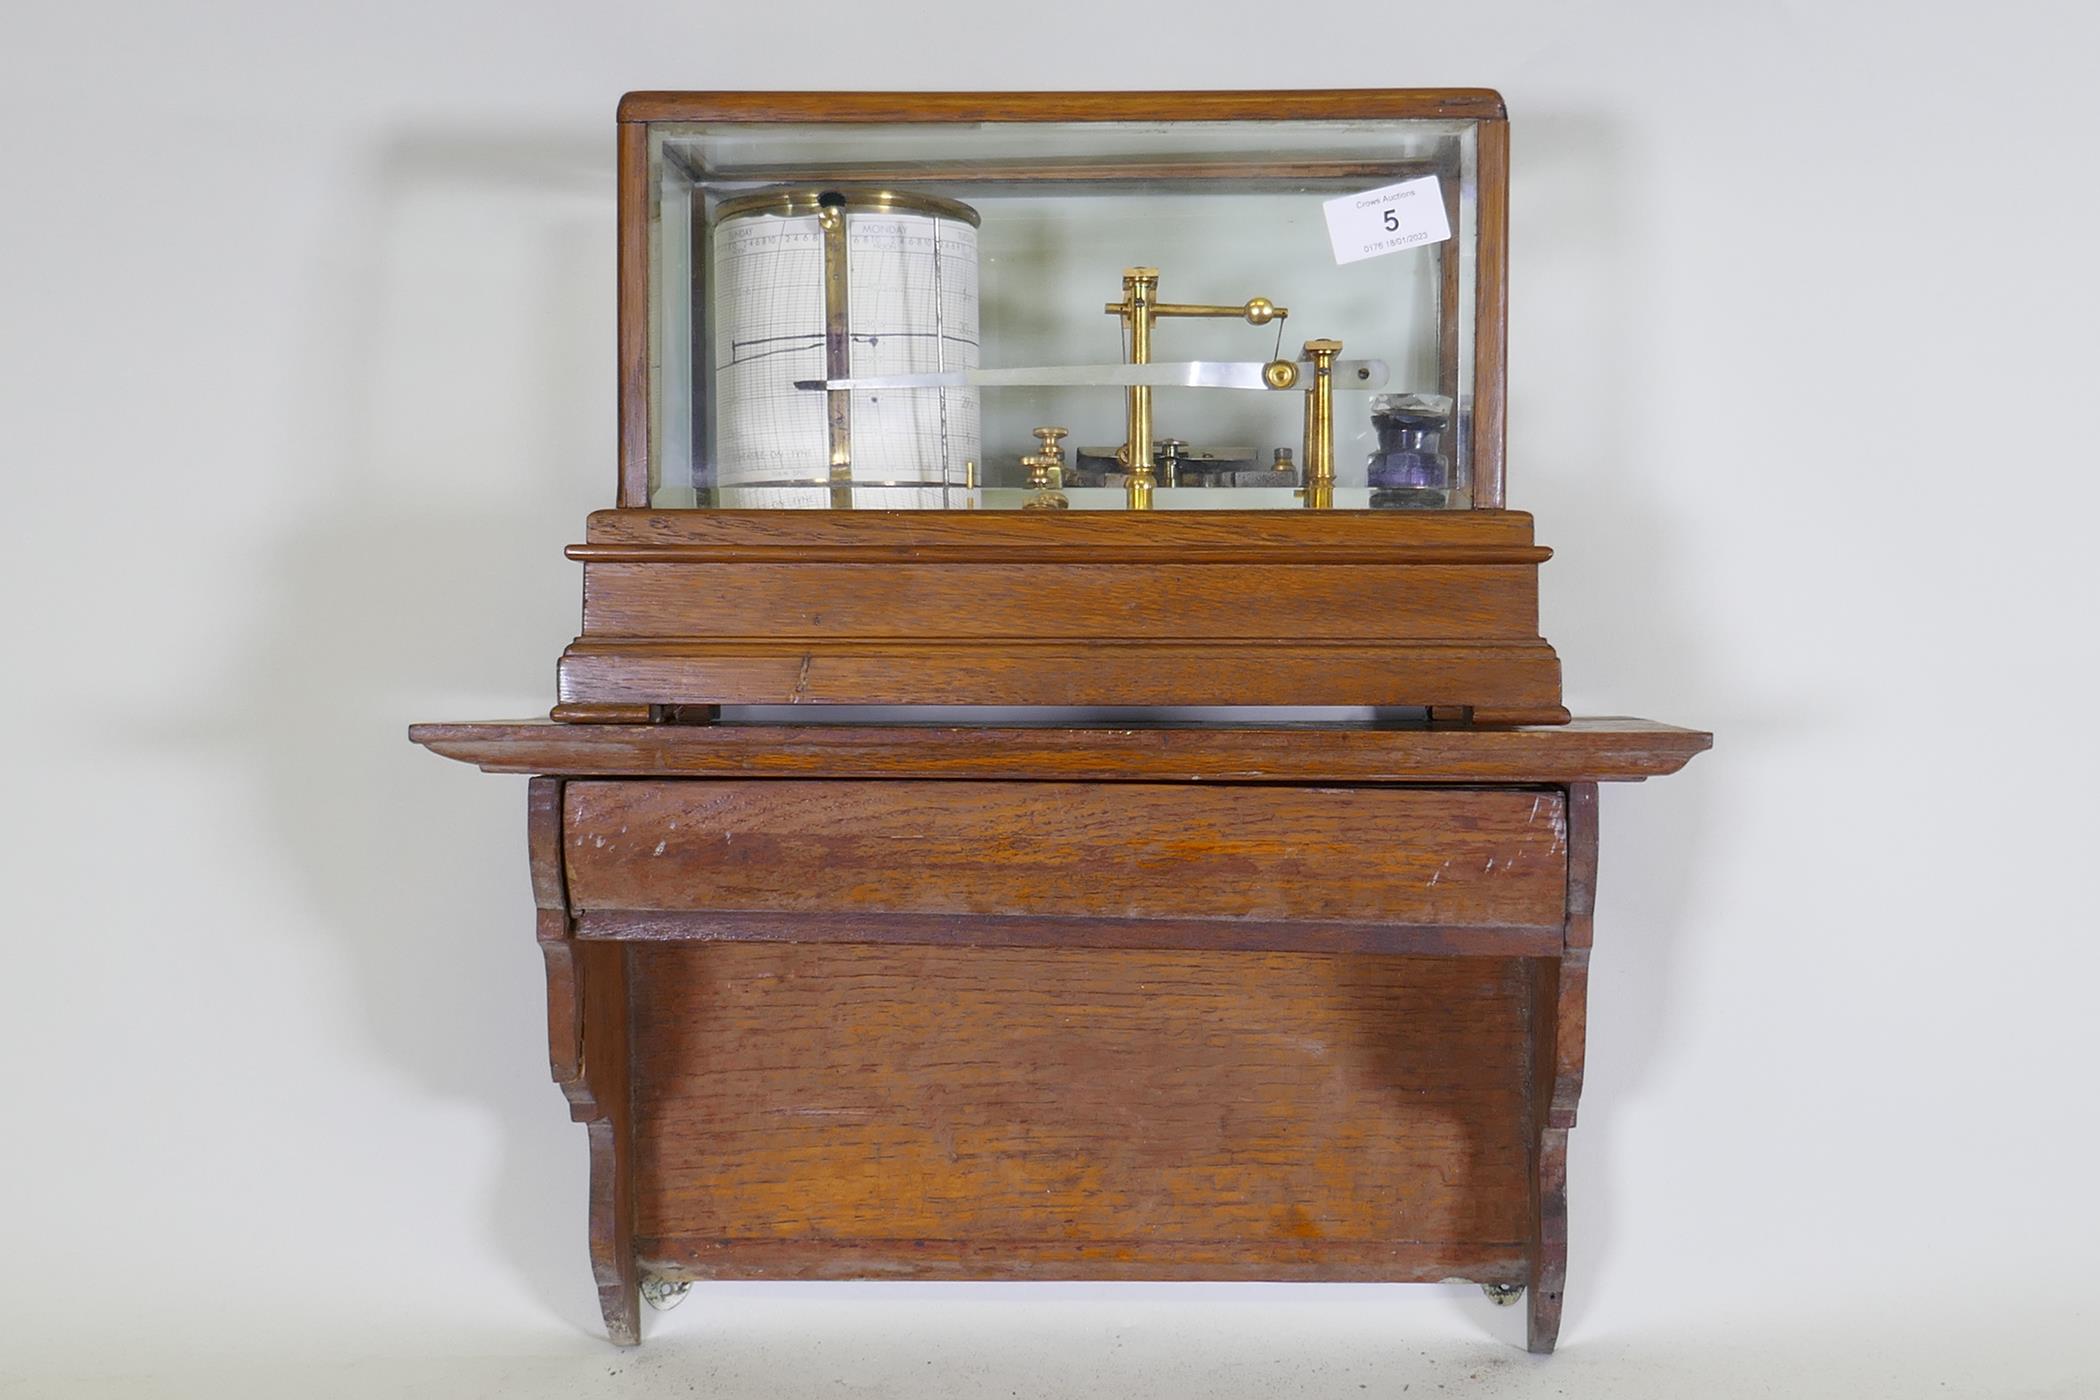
[409,715,1709,785]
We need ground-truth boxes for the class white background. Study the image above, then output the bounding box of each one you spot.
[4,3,2095,1397]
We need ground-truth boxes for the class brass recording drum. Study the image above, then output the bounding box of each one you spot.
[710,188,981,508]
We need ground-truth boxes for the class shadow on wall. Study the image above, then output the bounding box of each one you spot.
[228,123,616,1332]
[196,107,1725,1348]
[1510,106,1727,1331]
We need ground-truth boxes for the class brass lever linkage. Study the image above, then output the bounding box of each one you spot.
[1105,268,1285,511]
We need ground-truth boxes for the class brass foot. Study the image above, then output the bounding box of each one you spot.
[640,1276,691,1311]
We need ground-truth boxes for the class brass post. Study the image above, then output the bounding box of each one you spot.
[1300,338,1341,510]
[818,194,853,510]
[1104,272,1289,512]
[1110,268,1160,510]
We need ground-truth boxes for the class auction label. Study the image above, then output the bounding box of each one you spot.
[1323,176,1452,265]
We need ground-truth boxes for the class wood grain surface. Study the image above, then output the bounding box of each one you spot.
[555,639,1567,719]
[562,780,1569,937]
[1471,117,1510,509]
[617,122,649,509]
[580,940,639,1345]
[574,909,1558,958]
[409,716,1712,784]
[529,779,582,1101]
[561,510,1562,716]
[617,90,1508,125]
[1524,781,1598,1353]
[580,563,1540,640]
[530,778,641,1344]
[628,944,1533,1281]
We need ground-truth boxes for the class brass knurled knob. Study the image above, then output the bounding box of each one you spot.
[1022,451,1069,509]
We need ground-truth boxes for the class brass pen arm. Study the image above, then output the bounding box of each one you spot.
[1104,297,1286,325]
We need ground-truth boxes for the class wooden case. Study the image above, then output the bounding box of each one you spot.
[558,509,1564,722]
[548,90,1565,724]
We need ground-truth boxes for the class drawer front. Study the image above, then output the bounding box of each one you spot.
[564,780,1568,949]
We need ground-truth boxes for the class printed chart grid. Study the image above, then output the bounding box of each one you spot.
[713,211,979,508]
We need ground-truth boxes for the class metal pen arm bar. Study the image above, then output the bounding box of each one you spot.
[792,359,1390,393]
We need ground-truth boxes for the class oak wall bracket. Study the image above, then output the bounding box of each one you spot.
[415,721,1709,1352]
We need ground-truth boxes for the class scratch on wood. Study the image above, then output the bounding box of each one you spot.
[1528,793,1570,855]
[792,652,813,703]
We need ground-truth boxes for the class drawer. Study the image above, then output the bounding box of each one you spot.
[563,780,1570,953]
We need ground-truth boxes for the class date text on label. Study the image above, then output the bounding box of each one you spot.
[1323,176,1452,265]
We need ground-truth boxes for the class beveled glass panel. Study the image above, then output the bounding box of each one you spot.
[647,118,1482,510]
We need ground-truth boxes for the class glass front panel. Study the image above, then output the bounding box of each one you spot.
[648,118,1481,510]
